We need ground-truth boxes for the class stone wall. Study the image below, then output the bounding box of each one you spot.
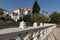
[0,22,33,29]
[0,22,19,29]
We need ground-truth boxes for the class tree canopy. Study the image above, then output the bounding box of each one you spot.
[32,0,40,14]
[0,8,4,15]
[23,15,31,22]
[31,13,46,25]
[49,11,60,24]
[17,13,46,25]
[4,14,15,22]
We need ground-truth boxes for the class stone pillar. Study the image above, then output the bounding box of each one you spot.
[40,23,43,26]
[33,32,37,40]
[46,28,49,33]
[19,21,26,29]
[33,32,36,38]
[44,29,47,35]
[36,31,40,37]
[40,31,44,39]
[33,31,40,40]
[24,33,31,40]
[33,22,37,27]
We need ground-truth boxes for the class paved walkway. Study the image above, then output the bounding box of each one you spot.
[53,27,60,40]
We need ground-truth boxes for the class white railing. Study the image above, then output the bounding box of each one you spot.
[0,21,56,40]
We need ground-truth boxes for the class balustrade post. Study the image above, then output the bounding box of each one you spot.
[33,32,37,40]
[40,31,44,39]
[46,28,49,33]
[36,31,40,37]
[24,33,33,40]
[44,29,47,35]
[24,34,29,40]
[33,22,37,27]
[33,31,40,40]
[19,21,26,29]
[33,32,36,38]
[39,23,43,26]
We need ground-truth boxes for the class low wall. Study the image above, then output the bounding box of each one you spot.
[0,22,33,29]
[0,22,19,29]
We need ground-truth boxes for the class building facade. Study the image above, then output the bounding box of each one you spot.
[0,9,9,21]
[10,7,32,22]
[3,10,9,16]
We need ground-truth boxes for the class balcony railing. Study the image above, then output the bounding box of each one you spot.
[0,21,56,40]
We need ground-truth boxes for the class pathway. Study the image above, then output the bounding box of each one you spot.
[53,27,60,40]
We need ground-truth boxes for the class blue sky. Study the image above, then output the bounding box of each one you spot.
[0,0,60,14]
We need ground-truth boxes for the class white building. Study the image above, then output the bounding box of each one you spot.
[3,10,8,15]
[0,9,9,21]
[10,7,32,22]
[0,9,9,17]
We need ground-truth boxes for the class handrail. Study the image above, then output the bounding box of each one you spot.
[0,25,54,35]
[0,21,56,40]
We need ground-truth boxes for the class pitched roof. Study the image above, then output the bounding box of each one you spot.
[24,7,30,10]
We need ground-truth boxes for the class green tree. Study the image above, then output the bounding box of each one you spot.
[31,13,46,25]
[0,8,4,15]
[45,12,49,23]
[23,15,31,22]
[17,17,23,22]
[49,11,60,24]
[42,10,45,14]
[17,15,32,23]
[32,0,40,14]
[4,14,15,22]
[46,12,48,15]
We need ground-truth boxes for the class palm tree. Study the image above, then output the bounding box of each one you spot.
[46,12,48,15]
[42,11,48,22]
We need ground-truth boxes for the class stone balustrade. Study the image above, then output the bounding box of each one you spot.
[19,21,26,29]
[0,21,56,40]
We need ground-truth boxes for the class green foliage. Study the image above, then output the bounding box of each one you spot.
[4,14,15,22]
[31,13,46,25]
[18,13,46,25]
[17,17,23,22]
[0,8,4,15]
[29,33,33,40]
[17,15,32,22]
[23,15,31,22]
[49,11,60,24]
[32,0,40,14]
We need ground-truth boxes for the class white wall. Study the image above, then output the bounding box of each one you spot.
[11,8,32,22]
[3,11,8,15]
